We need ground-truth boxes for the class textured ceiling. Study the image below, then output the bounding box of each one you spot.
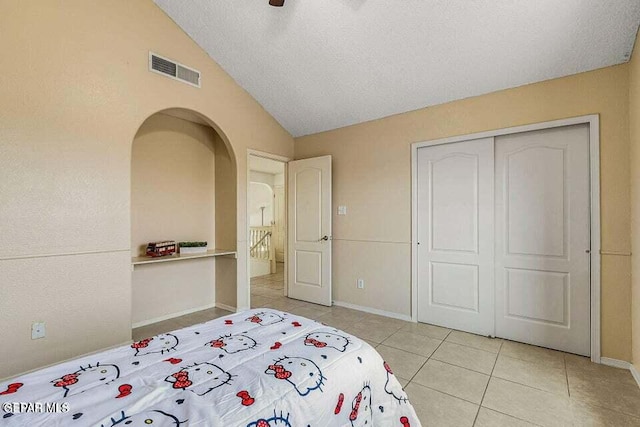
[155,1,640,137]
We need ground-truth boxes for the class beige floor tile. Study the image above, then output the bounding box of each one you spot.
[482,377,572,427]
[286,305,331,320]
[567,370,640,418]
[445,331,502,353]
[263,298,306,311]
[397,377,410,388]
[401,322,452,340]
[363,339,378,348]
[412,359,489,404]
[376,345,428,380]
[250,295,275,308]
[565,354,638,386]
[382,331,442,357]
[348,322,402,343]
[431,342,497,375]
[500,341,565,370]
[570,399,640,426]
[474,408,537,427]
[251,287,280,297]
[492,354,568,396]
[405,383,479,427]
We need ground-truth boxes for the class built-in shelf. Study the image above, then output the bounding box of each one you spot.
[132,249,237,266]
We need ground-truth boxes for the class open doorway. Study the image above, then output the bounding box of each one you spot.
[248,154,287,306]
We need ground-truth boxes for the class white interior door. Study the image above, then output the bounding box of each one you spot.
[417,138,495,335]
[287,155,332,306]
[274,186,285,262]
[495,125,591,355]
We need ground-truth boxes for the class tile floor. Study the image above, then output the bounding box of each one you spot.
[133,263,640,426]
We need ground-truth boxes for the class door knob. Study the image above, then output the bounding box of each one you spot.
[319,235,329,242]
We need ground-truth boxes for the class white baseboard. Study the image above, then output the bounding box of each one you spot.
[631,363,640,389]
[132,303,216,328]
[600,357,632,370]
[332,300,412,322]
[600,357,640,390]
[215,303,237,313]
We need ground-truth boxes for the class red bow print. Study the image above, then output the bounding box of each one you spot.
[164,358,182,365]
[267,364,292,380]
[171,371,192,389]
[0,383,23,395]
[400,416,411,427]
[131,338,153,349]
[236,390,255,406]
[209,339,226,348]
[349,392,363,421]
[270,342,282,350]
[115,384,132,399]
[225,320,233,325]
[248,316,262,323]
[256,421,270,427]
[291,321,302,327]
[304,338,327,348]
[384,361,394,375]
[53,373,79,388]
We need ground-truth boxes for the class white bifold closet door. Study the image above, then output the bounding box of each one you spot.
[494,124,590,356]
[417,124,591,355]
[417,137,495,336]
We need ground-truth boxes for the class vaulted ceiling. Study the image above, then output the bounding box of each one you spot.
[155,1,640,137]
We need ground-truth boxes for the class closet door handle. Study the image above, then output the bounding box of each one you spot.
[319,235,329,242]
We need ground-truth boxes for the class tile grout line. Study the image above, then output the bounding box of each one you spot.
[472,340,503,426]
[404,328,452,386]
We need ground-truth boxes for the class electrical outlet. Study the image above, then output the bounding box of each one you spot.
[357,278,364,289]
[31,322,46,340]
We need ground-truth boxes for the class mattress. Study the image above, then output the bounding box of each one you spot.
[0,308,422,426]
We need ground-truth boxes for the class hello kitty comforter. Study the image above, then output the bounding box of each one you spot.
[0,309,421,426]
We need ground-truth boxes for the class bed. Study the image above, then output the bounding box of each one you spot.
[0,309,421,426]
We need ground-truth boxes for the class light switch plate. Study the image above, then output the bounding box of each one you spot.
[338,205,347,215]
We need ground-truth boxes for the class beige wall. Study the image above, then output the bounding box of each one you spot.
[215,136,239,309]
[0,0,293,380]
[629,30,640,375]
[131,114,217,325]
[296,64,632,361]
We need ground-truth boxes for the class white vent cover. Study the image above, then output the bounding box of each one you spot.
[149,52,200,88]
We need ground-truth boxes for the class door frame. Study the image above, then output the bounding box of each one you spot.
[246,149,291,309]
[410,114,601,363]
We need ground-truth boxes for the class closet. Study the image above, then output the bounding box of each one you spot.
[416,124,591,356]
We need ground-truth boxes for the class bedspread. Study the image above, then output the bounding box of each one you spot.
[0,309,422,426]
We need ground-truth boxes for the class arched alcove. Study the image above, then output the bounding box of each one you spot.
[130,108,237,327]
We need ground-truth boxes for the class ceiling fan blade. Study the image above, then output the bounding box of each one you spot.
[269,0,285,6]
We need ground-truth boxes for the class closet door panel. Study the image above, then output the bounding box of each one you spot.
[417,138,494,335]
[495,124,590,356]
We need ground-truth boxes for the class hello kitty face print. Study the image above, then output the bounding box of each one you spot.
[246,311,285,326]
[131,333,179,356]
[383,362,408,404]
[102,409,186,427]
[164,362,233,396]
[206,334,257,354]
[349,385,373,427]
[51,363,120,398]
[304,331,351,352]
[265,356,325,396]
[246,411,292,427]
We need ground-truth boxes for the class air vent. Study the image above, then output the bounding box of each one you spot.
[149,52,200,88]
